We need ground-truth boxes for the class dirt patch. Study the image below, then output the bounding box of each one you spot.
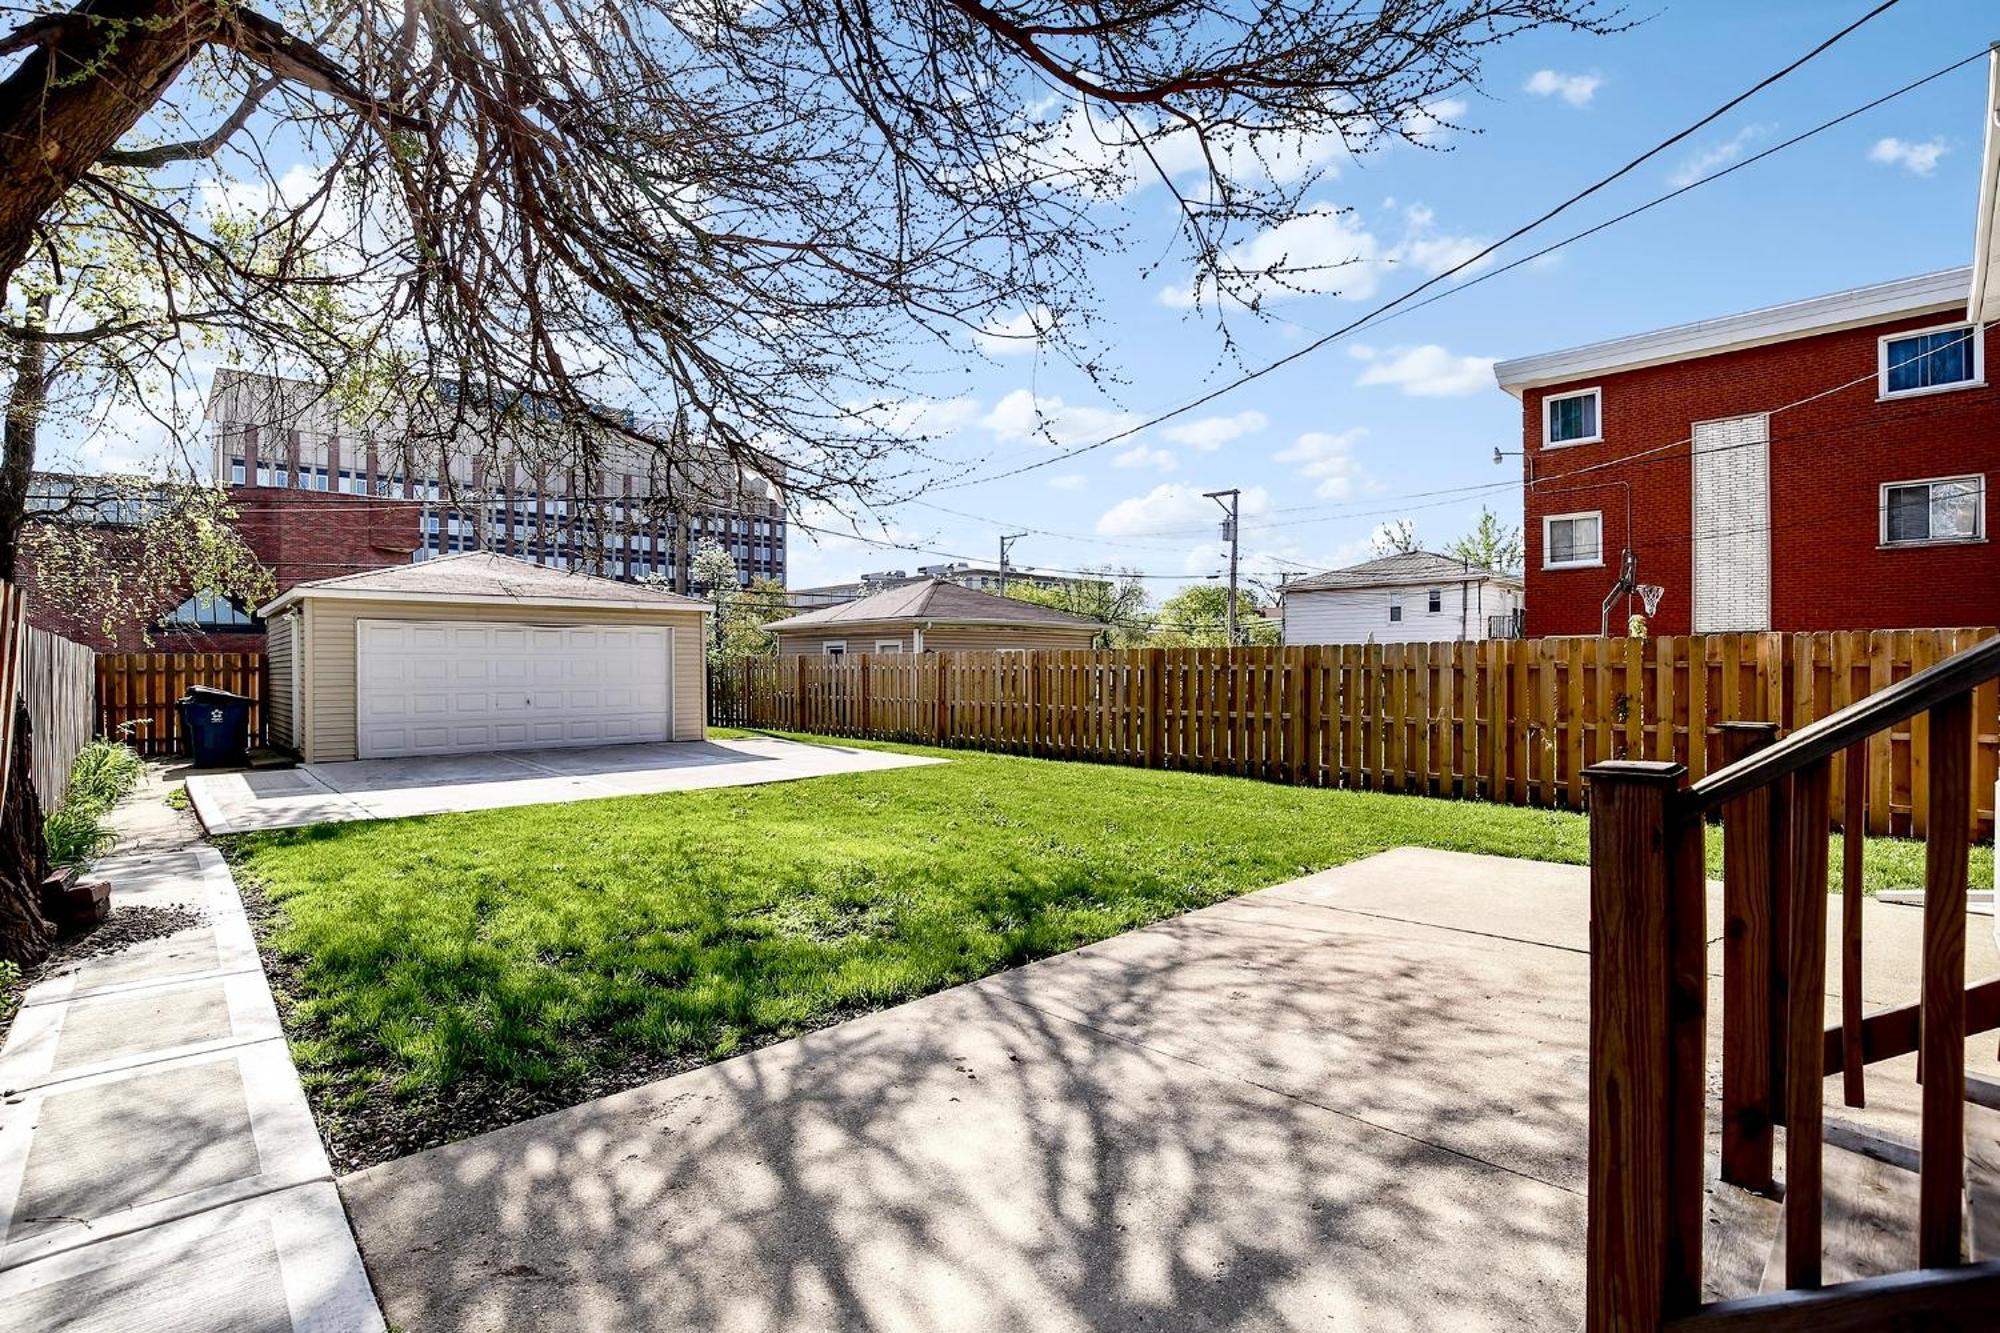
[0,902,210,1045]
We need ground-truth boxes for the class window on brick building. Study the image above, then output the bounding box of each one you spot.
[1880,324,1982,398]
[163,593,257,631]
[1543,387,1601,446]
[1882,476,1984,545]
[1543,512,1604,569]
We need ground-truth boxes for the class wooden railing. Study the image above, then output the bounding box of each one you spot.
[1584,634,2000,1329]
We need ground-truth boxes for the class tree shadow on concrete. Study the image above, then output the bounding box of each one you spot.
[339,888,1589,1331]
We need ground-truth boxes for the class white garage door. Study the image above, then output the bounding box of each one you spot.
[357,620,671,759]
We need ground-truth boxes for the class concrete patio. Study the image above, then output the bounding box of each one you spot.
[339,846,2000,1332]
[185,734,946,834]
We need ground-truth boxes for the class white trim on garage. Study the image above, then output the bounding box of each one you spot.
[353,618,673,758]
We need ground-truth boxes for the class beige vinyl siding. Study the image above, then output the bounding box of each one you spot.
[265,613,297,750]
[773,622,1098,656]
[300,598,706,762]
[917,625,1099,654]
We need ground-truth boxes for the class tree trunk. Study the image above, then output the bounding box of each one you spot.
[0,701,51,967]
[0,299,51,964]
[0,0,206,301]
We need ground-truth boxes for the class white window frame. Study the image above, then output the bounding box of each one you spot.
[1427,588,1443,613]
[1387,592,1403,624]
[1879,473,1986,548]
[1542,386,1602,448]
[874,639,903,653]
[1878,322,1985,401]
[822,640,847,657]
[1543,510,1605,570]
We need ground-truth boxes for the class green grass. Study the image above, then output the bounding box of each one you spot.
[225,734,1991,1111]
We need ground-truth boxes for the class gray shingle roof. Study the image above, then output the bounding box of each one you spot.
[763,578,1101,631]
[262,551,710,612]
[1282,550,1521,594]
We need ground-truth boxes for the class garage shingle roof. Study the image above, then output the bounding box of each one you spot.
[763,578,1101,631]
[1281,551,1520,593]
[260,552,710,614]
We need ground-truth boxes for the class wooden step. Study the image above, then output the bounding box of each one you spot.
[1755,1126,1925,1292]
[1969,1099,2000,1262]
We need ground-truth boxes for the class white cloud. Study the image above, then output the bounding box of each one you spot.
[980,388,1139,447]
[1096,483,1273,542]
[973,306,1055,356]
[1114,444,1178,471]
[1157,200,1487,308]
[1273,430,1365,499]
[1524,69,1602,108]
[1159,206,1383,308]
[1047,473,1089,491]
[844,395,980,438]
[1162,409,1268,451]
[1668,124,1771,188]
[1350,344,1499,398]
[1869,136,1948,176]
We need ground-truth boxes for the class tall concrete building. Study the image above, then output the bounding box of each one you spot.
[204,370,787,593]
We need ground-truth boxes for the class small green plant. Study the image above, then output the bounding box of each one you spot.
[42,741,144,871]
[164,785,190,811]
[63,741,144,819]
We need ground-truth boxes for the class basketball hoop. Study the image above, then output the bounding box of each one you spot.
[1637,584,1666,617]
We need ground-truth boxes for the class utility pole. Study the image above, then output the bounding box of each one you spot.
[1204,489,1240,645]
[998,531,1027,594]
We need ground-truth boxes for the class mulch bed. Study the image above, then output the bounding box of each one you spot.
[0,902,210,1047]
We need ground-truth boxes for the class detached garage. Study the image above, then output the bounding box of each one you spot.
[258,553,710,763]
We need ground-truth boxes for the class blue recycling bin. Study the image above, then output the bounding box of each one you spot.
[178,685,253,768]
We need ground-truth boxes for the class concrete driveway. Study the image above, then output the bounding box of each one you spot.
[186,735,944,834]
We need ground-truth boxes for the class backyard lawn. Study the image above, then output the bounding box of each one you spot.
[225,732,1987,1167]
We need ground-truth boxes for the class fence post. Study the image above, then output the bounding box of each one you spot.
[1919,693,1972,1269]
[1717,720,1778,1191]
[934,654,949,745]
[1144,648,1164,769]
[1583,759,1703,1330]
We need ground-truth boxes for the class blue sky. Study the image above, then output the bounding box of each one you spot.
[793,0,2000,600]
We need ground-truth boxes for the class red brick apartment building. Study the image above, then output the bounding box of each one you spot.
[1493,267,2000,638]
[18,479,420,651]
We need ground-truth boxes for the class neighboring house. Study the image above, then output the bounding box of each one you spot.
[763,579,1102,655]
[1493,267,2000,637]
[791,561,1096,609]
[257,552,709,762]
[1279,552,1524,646]
[15,473,420,651]
[206,369,788,591]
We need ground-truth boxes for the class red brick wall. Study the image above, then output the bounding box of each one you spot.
[1521,311,2000,637]
[15,488,421,651]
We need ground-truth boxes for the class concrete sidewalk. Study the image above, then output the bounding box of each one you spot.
[0,770,382,1331]
[188,735,945,834]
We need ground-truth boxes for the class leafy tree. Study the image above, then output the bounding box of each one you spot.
[1004,569,1150,647]
[1371,519,1421,556]
[1152,583,1277,647]
[0,0,1620,962]
[1446,507,1524,574]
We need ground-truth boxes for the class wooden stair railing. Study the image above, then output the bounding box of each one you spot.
[1585,633,2000,1331]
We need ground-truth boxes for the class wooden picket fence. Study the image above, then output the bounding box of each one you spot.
[96,652,265,757]
[21,625,95,809]
[711,628,2000,838]
[0,580,23,809]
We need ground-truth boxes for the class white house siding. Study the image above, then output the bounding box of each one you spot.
[266,613,296,750]
[1281,580,1522,646]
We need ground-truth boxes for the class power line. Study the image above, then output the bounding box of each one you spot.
[935,0,1916,491]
